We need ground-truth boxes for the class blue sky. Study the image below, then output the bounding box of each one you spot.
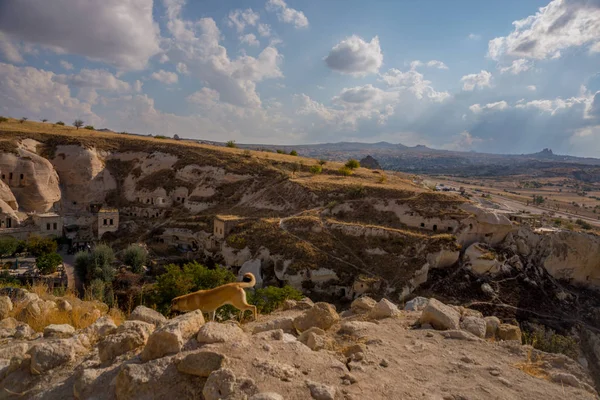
[0,0,599,156]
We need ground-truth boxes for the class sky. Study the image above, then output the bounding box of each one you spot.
[0,0,600,156]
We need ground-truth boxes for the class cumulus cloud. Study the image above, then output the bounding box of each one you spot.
[60,60,73,70]
[527,85,537,91]
[515,95,589,115]
[0,63,99,123]
[162,2,283,108]
[187,87,220,107]
[442,131,484,151]
[469,101,509,113]
[176,62,189,75]
[258,23,272,37]
[499,58,533,74]
[240,33,260,47]
[468,33,481,40]
[266,0,309,28]
[324,36,383,76]
[411,60,448,70]
[151,70,179,84]
[461,70,493,91]
[228,9,260,32]
[488,0,600,60]
[54,69,131,92]
[379,68,450,102]
[0,0,160,70]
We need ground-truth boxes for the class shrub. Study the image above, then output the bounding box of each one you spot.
[55,121,65,126]
[0,236,18,261]
[84,125,95,130]
[75,244,116,283]
[289,150,298,156]
[226,234,247,250]
[290,162,300,177]
[27,235,58,257]
[318,159,327,166]
[276,149,285,154]
[19,117,28,123]
[226,140,237,148]
[0,116,8,123]
[338,166,353,176]
[73,119,84,129]
[242,149,251,158]
[309,165,322,175]
[522,325,579,360]
[575,219,592,230]
[377,174,387,184]
[123,244,148,274]
[42,119,48,123]
[345,159,360,169]
[248,285,303,314]
[347,184,366,199]
[36,252,62,275]
[154,135,167,139]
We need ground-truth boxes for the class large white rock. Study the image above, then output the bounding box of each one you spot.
[419,299,460,330]
[293,303,340,332]
[459,316,486,338]
[98,320,154,363]
[252,317,295,334]
[196,322,245,344]
[141,310,205,361]
[177,350,228,377]
[44,324,75,339]
[29,338,86,374]
[404,297,429,312]
[0,296,12,320]
[82,316,117,345]
[350,296,376,314]
[369,299,400,319]
[128,305,167,327]
[464,243,502,275]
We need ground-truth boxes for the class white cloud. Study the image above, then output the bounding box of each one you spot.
[461,70,493,91]
[151,70,179,84]
[379,68,450,102]
[410,60,448,70]
[324,35,383,76]
[0,0,160,70]
[187,87,220,107]
[258,23,272,37]
[228,9,260,33]
[499,58,533,74]
[468,33,481,40]
[266,0,309,29]
[159,54,170,64]
[469,101,509,113]
[162,3,283,108]
[442,131,484,151]
[515,96,588,115]
[54,69,132,93]
[0,63,99,123]
[176,62,189,75]
[240,33,260,47]
[0,32,25,63]
[60,60,73,70]
[488,0,600,60]
[134,80,143,93]
[527,85,537,91]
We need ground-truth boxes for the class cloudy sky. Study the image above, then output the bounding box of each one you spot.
[0,0,599,156]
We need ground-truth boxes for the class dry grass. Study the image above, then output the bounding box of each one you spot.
[9,282,124,332]
[514,346,550,381]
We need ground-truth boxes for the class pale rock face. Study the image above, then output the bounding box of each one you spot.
[0,296,12,319]
[459,316,487,338]
[141,310,205,361]
[0,149,61,212]
[196,321,245,344]
[404,297,429,312]
[306,380,336,400]
[252,316,295,334]
[50,145,116,211]
[239,259,263,287]
[464,243,502,275]
[293,303,340,332]
[419,298,461,330]
[82,316,117,345]
[203,368,259,400]
[98,320,154,363]
[484,316,501,338]
[298,327,326,345]
[128,305,167,327]
[0,179,17,210]
[0,342,31,362]
[369,299,400,319]
[458,204,514,246]
[43,324,76,339]
[497,324,522,341]
[427,249,460,269]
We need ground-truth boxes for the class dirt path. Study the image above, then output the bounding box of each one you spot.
[60,251,83,296]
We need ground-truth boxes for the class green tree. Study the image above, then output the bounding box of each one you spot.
[36,253,62,275]
[27,235,58,257]
[123,244,148,274]
[338,166,353,176]
[55,121,65,126]
[226,140,237,148]
[75,244,116,283]
[532,195,544,205]
[0,236,18,261]
[248,285,303,314]
[84,125,95,130]
[73,119,84,129]
[290,162,300,178]
[20,117,28,123]
[345,159,360,170]
[309,165,322,175]
[289,150,298,156]
[0,116,8,123]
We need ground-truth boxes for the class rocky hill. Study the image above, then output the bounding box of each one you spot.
[0,287,597,400]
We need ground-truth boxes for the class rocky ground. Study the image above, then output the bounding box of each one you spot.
[0,289,597,400]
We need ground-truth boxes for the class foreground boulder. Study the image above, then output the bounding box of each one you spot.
[253,317,295,334]
[177,350,228,377]
[350,296,376,314]
[141,310,205,361]
[29,338,86,374]
[484,316,501,338]
[203,368,258,400]
[404,297,429,312]
[294,303,340,332]
[44,324,75,339]
[459,316,486,338]
[82,316,117,345]
[128,305,167,327]
[497,323,522,341]
[197,322,245,344]
[0,296,12,319]
[418,299,460,330]
[98,320,155,363]
[369,299,400,319]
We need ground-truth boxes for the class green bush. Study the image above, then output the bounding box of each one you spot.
[84,125,95,130]
[27,235,57,257]
[309,165,322,175]
[276,149,285,154]
[226,140,237,148]
[345,159,360,169]
[522,326,579,360]
[289,150,298,156]
[55,121,65,126]
[338,166,353,176]
[154,135,167,139]
[0,236,18,260]
[575,219,592,230]
[75,244,116,283]
[0,116,8,123]
[248,285,303,314]
[318,159,327,166]
[36,253,62,275]
[123,244,148,274]
[226,234,247,250]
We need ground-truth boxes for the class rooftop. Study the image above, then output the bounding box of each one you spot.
[36,212,60,218]
[215,215,243,221]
